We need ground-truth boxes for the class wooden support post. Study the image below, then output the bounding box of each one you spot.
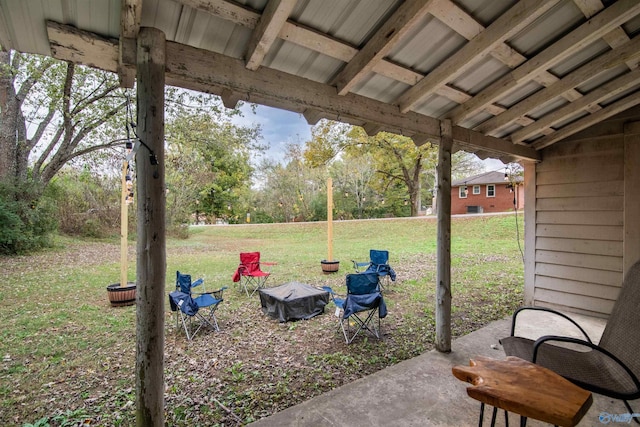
[523,161,537,305]
[624,122,640,275]
[436,119,452,353]
[135,27,166,427]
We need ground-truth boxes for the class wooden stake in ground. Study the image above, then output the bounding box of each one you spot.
[120,160,129,287]
[327,177,333,261]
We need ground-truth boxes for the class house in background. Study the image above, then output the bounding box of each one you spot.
[451,171,524,215]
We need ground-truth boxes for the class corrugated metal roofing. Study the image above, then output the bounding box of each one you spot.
[1,0,640,162]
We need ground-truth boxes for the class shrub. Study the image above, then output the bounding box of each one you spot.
[0,180,58,254]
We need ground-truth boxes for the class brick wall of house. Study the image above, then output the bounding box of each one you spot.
[451,183,523,215]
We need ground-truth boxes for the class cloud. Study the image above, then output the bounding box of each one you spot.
[233,104,312,163]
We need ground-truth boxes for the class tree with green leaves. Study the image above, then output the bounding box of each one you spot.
[165,109,262,227]
[0,49,129,252]
[0,50,127,187]
[303,120,484,217]
[254,143,325,222]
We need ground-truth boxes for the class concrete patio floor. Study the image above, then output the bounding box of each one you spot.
[250,311,632,426]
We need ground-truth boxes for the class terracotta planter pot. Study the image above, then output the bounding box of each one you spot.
[320,260,340,274]
[106,282,137,307]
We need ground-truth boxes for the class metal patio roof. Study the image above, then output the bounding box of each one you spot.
[2,0,640,163]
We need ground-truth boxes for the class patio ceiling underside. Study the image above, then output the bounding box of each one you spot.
[2,0,640,164]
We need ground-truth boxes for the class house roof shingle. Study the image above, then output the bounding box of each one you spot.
[452,171,523,187]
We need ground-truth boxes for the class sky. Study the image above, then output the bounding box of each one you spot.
[233,104,312,161]
[233,103,506,171]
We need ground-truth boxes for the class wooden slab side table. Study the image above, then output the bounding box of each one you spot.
[452,356,593,427]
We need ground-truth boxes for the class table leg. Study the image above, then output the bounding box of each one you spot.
[505,410,509,427]
[490,406,498,426]
[520,416,527,427]
[479,402,485,427]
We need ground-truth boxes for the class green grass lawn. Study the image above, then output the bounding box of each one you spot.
[0,214,524,426]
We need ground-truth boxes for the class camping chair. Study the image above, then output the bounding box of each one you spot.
[352,249,396,290]
[322,272,387,344]
[232,252,276,296]
[501,260,640,420]
[169,271,227,340]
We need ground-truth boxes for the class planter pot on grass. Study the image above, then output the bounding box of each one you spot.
[106,282,137,307]
[320,260,340,274]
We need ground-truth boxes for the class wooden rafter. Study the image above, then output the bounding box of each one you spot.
[119,0,141,88]
[332,0,436,96]
[512,68,640,144]
[531,91,640,149]
[430,0,582,127]
[40,0,640,159]
[447,0,640,124]
[476,36,640,136]
[174,0,475,114]
[575,0,637,69]
[397,0,561,114]
[46,21,540,162]
[244,0,297,71]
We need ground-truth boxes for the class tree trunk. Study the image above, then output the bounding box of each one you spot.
[135,27,166,427]
[0,50,18,183]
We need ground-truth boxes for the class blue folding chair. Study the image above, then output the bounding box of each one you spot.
[323,272,387,344]
[169,271,227,340]
[352,249,397,289]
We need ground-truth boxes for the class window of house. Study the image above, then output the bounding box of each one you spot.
[473,185,480,195]
[459,186,467,198]
[487,184,495,197]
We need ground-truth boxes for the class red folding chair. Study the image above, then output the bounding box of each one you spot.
[232,252,276,296]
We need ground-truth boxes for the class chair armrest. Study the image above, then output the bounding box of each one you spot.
[262,261,277,266]
[195,285,228,298]
[322,286,344,299]
[322,286,336,297]
[532,335,640,393]
[209,286,228,300]
[510,306,592,343]
[237,264,250,273]
[351,260,369,272]
[192,278,204,288]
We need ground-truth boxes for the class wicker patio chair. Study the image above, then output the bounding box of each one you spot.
[501,260,640,421]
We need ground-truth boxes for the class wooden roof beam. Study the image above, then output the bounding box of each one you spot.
[575,0,638,69]
[220,88,242,109]
[448,0,640,124]
[245,0,297,71]
[332,0,436,96]
[119,0,141,88]
[476,36,640,135]
[397,0,561,113]
[46,22,540,162]
[363,123,383,137]
[431,0,583,120]
[176,0,480,111]
[531,91,640,150]
[302,108,326,125]
[513,69,640,144]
